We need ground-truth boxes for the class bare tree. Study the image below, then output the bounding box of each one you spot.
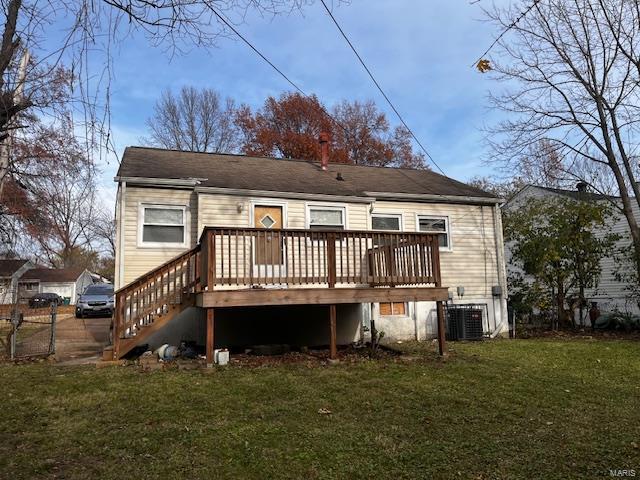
[484,0,640,285]
[92,209,116,259]
[10,119,99,268]
[144,86,240,153]
[0,0,332,196]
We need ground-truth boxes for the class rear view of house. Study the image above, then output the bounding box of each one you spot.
[111,145,508,362]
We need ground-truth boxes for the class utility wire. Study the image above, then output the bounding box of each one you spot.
[318,0,447,176]
[206,5,351,137]
[201,5,500,234]
[471,0,542,67]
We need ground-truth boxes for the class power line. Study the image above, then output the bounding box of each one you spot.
[471,0,542,67]
[318,0,447,176]
[206,5,351,138]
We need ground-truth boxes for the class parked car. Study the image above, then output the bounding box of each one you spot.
[29,293,63,308]
[75,284,114,318]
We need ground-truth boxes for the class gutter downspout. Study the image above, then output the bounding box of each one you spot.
[491,202,508,338]
[117,181,126,289]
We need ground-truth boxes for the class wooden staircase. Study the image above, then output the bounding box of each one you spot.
[108,246,201,360]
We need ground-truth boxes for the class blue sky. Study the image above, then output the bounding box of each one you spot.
[80,1,510,206]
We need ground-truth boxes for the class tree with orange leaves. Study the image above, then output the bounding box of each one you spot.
[235,92,426,168]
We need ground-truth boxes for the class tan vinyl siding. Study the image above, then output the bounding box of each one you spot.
[373,201,500,298]
[196,194,369,287]
[197,193,368,235]
[121,186,197,285]
[119,186,501,297]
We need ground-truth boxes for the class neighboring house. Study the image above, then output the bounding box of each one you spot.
[110,145,508,362]
[18,268,97,305]
[504,183,637,318]
[0,259,33,304]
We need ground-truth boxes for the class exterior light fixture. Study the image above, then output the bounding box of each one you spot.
[237,203,245,213]
[457,286,465,298]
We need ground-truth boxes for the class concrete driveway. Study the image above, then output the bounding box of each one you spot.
[54,315,111,364]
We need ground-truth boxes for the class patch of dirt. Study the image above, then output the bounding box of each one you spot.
[225,345,413,368]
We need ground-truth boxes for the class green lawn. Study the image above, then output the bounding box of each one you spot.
[1,340,639,479]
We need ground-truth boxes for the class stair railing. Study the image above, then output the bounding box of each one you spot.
[113,245,200,357]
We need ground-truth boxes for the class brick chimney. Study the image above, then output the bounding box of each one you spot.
[319,131,330,171]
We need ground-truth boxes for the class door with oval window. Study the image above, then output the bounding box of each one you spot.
[253,205,285,280]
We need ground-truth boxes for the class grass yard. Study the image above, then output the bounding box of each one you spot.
[1,339,639,480]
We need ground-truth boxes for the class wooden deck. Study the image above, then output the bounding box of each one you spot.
[111,227,448,361]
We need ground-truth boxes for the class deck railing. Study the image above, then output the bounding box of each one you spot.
[199,227,441,290]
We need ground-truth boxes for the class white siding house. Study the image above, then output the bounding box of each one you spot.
[504,184,638,317]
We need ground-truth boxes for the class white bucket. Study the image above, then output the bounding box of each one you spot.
[216,349,229,366]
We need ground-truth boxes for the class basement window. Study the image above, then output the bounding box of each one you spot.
[140,205,187,247]
[379,302,406,316]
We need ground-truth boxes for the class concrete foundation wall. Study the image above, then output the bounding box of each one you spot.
[144,307,206,351]
[372,297,509,342]
[143,297,511,352]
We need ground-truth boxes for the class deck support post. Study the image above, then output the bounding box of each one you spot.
[329,304,337,360]
[206,308,215,367]
[436,300,447,356]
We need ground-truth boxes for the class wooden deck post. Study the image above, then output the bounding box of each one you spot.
[327,232,337,288]
[206,308,215,367]
[329,304,337,360]
[436,300,447,356]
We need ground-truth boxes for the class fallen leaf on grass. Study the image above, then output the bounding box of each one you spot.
[318,408,332,415]
[546,421,554,426]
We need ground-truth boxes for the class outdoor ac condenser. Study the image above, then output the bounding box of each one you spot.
[445,305,484,341]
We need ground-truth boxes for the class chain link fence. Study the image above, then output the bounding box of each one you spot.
[0,303,57,359]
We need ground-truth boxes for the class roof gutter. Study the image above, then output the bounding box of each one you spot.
[194,186,373,204]
[114,176,204,188]
[113,177,501,205]
[364,191,503,205]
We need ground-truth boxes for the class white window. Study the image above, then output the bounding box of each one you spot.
[417,216,450,249]
[371,214,402,231]
[140,205,187,247]
[308,206,345,230]
[25,283,36,291]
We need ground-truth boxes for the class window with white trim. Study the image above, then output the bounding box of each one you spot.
[418,216,450,249]
[25,283,36,291]
[141,205,187,245]
[371,214,401,231]
[308,207,345,230]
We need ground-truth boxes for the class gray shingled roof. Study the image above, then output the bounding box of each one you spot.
[21,268,84,283]
[117,147,497,200]
[534,185,619,202]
